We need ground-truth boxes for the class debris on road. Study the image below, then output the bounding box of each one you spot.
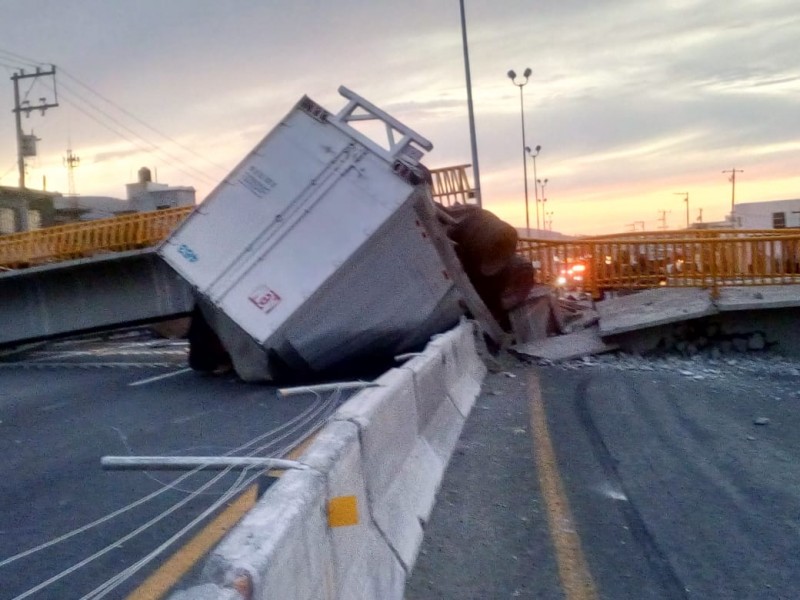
[511,326,619,363]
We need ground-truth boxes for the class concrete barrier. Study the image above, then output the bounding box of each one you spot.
[169,320,485,599]
[335,366,429,570]
[428,319,487,416]
[304,420,406,599]
[200,467,334,599]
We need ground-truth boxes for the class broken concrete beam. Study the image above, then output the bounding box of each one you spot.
[597,288,717,337]
[510,326,619,362]
[508,289,559,344]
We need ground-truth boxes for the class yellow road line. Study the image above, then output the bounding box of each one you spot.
[528,371,599,600]
[127,432,319,599]
[126,485,257,600]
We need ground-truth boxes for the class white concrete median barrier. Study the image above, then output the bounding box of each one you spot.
[168,320,486,600]
[200,468,334,599]
[335,366,434,569]
[302,420,405,600]
[427,320,486,416]
[399,349,464,518]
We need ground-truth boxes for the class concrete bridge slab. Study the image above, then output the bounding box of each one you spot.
[597,288,717,337]
[0,249,193,346]
[715,285,800,312]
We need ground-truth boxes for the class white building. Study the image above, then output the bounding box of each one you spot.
[53,167,195,224]
[734,198,800,230]
[125,167,195,212]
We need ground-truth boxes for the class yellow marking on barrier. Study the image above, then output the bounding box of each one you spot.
[328,495,359,528]
[528,372,599,600]
[125,485,258,600]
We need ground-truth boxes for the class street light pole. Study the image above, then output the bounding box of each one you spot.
[526,145,541,230]
[538,178,548,222]
[508,68,532,236]
[459,0,482,207]
[722,168,743,226]
[674,192,689,228]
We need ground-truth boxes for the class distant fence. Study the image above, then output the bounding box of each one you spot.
[520,231,800,299]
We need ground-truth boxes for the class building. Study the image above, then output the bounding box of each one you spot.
[0,187,59,234]
[125,167,195,212]
[0,167,196,233]
[734,198,800,230]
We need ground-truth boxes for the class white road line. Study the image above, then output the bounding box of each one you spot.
[128,368,193,387]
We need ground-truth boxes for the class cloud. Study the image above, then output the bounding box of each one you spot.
[93,148,142,163]
[0,0,797,233]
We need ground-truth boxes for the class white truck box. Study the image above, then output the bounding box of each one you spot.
[159,87,479,381]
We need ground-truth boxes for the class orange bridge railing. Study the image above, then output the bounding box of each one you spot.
[519,231,800,299]
[0,206,193,269]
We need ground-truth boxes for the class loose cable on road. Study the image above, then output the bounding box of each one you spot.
[82,469,256,600]
[10,464,247,600]
[119,388,341,599]
[2,387,343,598]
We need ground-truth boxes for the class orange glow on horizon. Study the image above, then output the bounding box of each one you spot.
[482,172,800,237]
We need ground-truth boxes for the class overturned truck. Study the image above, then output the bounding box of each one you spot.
[159,87,526,382]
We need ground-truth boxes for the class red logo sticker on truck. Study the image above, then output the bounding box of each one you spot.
[248,286,282,313]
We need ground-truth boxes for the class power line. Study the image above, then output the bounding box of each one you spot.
[57,82,218,185]
[0,46,226,185]
[0,47,45,68]
[60,68,229,175]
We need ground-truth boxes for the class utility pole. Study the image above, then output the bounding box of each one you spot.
[657,210,670,230]
[63,146,80,198]
[674,192,689,228]
[11,66,59,189]
[697,208,703,223]
[722,168,743,226]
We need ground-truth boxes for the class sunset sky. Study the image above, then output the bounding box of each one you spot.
[0,0,797,235]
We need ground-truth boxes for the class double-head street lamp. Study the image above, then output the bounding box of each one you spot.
[508,68,532,236]
[538,178,549,218]
[526,145,541,230]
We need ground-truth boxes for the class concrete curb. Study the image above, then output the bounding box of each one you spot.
[168,320,486,599]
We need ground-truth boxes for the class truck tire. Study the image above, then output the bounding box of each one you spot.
[187,305,232,374]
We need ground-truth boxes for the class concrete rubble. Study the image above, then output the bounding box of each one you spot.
[509,284,800,364]
[511,326,618,363]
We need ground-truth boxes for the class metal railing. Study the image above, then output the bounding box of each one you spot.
[586,228,792,241]
[520,231,800,299]
[0,206,193,269]
[429,164,477,206]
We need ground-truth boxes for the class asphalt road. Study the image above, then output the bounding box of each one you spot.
[0,331,334,599]
[408,353,800,600]
[6,330,800,599]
